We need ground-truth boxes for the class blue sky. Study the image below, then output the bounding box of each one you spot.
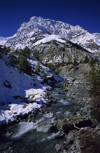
[0,0,100,37]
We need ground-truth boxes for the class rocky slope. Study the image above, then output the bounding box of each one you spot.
[32,36,92,64]
[54,64,100,153]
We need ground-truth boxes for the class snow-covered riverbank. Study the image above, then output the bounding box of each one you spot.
[0,54,62,125]
[0,80,75,153]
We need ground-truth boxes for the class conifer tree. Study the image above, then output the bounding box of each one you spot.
[87,66,97,88]
[20,46,31,58]
[17,54,33,75]
[8,52,17,66]
[84,55,89,63]
[35,63,41,74]
[87,66,100,89]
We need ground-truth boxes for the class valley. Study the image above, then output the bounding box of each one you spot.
[0,60,100,153]
[0,16,100,153]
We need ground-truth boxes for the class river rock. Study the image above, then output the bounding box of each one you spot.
[36,123,52,133]
[55,143,62,152]
[66,132,75,144]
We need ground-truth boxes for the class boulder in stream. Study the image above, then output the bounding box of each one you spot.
[36,123,53,133]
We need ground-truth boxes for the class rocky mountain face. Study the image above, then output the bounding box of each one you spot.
[32,38,92,64]
[3,16,100,53]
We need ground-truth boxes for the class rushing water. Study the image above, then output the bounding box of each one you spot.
[0,81,75,153]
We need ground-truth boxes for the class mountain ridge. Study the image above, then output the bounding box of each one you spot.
[0,16,100,53]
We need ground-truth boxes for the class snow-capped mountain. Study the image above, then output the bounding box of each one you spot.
[1,16,100,52]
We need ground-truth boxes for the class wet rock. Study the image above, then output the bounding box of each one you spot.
[43,112,53,118]
[53,99,57,103]
[49,125,58,133]
[6,131,13,136]
[70,78,76,83]
[45,99,51,103]
[46,87,52,91]
[63,88,69,92]
[64,82,69,87]
[55,143,62,152]
[36,123,53,133]
[55,132,65,139]
[66,132,75,144]
[56,116,93,136]
[66,92,70,97]
[56,119,66,131]
[74,138,81,150]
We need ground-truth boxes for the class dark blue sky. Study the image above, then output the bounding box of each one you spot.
[0,0,100,37]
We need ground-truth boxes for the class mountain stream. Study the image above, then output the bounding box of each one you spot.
[0,81,75,153]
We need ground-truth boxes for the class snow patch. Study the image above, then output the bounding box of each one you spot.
[33,34,66,46]
[94,39,100,46]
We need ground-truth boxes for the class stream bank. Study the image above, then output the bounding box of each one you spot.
[0,63,100,153]
[54,63,100,153]
[0,81,75,153]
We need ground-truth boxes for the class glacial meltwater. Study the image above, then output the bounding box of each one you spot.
[0,81,75,153]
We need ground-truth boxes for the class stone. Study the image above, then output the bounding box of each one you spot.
[4,80,12,89]
[66,132,75,144]
[55,144,62,152]
[64,82,69,87]
[56,119,65,131]
[75,138,81,150]
[36,123,52,133]
[4,106,11,111]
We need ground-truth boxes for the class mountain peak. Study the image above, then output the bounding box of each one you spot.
[0,16,100,52]
[30,16,44,22]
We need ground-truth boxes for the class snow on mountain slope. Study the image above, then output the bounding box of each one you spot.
[33,34,66,46]
[94,39,100,46]
[0,35,16,46]
[0,53,61,125]
[0,37,9,45]
[2,16,100,53]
